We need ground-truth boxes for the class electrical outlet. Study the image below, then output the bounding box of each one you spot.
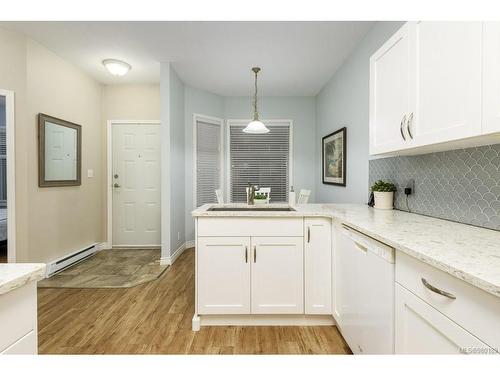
[405,179,415,195]
[177,232,180,241]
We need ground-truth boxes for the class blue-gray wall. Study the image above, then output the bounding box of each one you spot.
[169,66,186,254]
[315,22,404,204]
[224,96,316,202]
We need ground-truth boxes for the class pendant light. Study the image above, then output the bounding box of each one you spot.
[243,67,269,134]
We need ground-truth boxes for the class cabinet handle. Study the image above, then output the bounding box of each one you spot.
[421,278,456,300]
[253,245,257,263]
[407,112,414,139]
[354,241,368,253]
[400,114,407,141]
[307,227,311,243]
[245,246,248,263]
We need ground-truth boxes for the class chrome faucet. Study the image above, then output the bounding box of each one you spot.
[246,183,259,205]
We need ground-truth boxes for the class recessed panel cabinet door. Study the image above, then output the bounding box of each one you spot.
[251,237,304,314]
[395,284,491,354]
[410,21,482,145]
[197,237,251,314]
[369,23,412,154]
[304,218,332,314]
[482,22,500,135]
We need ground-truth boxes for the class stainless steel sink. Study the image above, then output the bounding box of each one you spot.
[208,206,295,212]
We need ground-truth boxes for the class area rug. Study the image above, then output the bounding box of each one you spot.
[38,248,168,289]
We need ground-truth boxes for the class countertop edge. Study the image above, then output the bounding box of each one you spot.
[0,264,46,296]
[192,204,500,298]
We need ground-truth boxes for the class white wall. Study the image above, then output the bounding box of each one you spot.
[315,21,404,204]
[184,85,224,241]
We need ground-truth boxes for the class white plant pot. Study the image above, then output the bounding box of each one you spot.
[374,191,394,210]
[254,198,268,205]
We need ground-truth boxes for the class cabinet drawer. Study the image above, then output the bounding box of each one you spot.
[0,283,37,352]
[197,217,303,237]
[0,331,36,355]
[396,251,500,349]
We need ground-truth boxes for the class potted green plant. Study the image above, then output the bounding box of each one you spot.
[254,192,269,205]
[370,180,397,210]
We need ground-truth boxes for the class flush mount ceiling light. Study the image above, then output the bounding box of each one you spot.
[243,67,269,134]
[102,59,131,76]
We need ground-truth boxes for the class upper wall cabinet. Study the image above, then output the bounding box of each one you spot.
[369,23,412,154]
[483,22,500,135]
[370,22,497,156]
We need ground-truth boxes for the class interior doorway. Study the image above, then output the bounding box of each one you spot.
[0,89,15,263]
[107,121,161,248]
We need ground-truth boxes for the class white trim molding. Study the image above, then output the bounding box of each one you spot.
[106,120,161,248]
[160,239,195,266]
[0,89,16,263]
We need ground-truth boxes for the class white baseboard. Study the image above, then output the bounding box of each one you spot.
[160,239,195,266]
[199,314,335,327]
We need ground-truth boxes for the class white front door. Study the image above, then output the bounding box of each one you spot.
[112,124,161,247]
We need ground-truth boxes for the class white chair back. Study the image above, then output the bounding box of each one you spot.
[215,189,224,204]
[297,189,311,204]
[256,187,271,203]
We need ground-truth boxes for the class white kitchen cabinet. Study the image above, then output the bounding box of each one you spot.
[482,22,500,134]
[369,23,412,154]
[197,236,251,314]
[369,21,484,155]
[395,284,492,354]
[304,218,332,314]
[411,21,482,146]
[251,236,304,314]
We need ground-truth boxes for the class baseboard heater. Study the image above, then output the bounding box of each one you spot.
[46,243,99,277]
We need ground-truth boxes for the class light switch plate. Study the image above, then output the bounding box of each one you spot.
[87,169,94,178]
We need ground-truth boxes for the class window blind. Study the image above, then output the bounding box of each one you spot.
[230,123,290,203]
[196,121,222,207]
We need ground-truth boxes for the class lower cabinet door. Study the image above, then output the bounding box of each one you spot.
[251,237,304,314]
[1,331,36,355]
[197,237,251,314]
[304,218,332,314]
[395,283,492,354]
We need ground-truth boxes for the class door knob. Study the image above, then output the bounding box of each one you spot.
[114,183,121,188]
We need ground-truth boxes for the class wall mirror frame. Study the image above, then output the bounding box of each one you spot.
[38,113,82,187]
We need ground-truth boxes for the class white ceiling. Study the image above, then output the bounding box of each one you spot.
[3,21,374,96]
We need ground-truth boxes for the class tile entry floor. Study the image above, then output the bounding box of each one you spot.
[38,248,168,288]
[37,249,351,354]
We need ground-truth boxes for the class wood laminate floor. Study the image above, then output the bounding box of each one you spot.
[38,249,351,354]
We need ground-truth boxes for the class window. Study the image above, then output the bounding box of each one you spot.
[195,116,223,207]
[228,120,292,203]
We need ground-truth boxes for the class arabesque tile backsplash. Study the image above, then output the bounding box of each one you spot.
[369,144,500,231]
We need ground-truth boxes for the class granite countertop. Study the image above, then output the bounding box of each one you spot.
[0,263,46,295]
[193,203,500,298]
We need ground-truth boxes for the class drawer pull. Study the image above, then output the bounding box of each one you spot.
[354,241,368,253]
[245,246,248,263]
[421,278,456,300]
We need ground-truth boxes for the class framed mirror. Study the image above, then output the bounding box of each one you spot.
[38,113,81,187]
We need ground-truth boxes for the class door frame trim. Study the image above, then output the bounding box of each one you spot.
[0,89,16,262]
[106,120,160,248]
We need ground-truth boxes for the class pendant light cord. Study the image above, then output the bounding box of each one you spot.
[252,67,260,121]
